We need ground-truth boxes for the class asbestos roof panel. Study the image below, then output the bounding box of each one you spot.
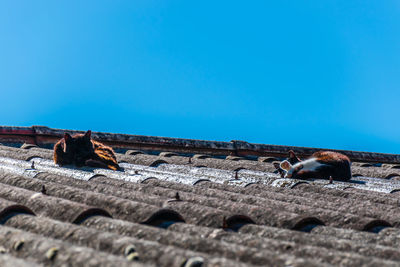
[0,127,400,266]
[0,225,148,267]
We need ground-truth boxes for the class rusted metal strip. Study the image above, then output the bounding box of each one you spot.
[0,125,399,164]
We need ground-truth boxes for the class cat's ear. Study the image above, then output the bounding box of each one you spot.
[288,150,301,163]
[64,133,72,142]
[280,160,292,171]
[84,130,91,140]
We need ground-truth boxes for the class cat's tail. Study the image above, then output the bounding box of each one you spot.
[91,154,123,170]
[85,159,109,169]
[85,159,122,171]
[93,148,122,171]
[107,163,123,171]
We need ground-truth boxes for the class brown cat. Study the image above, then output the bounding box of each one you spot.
[53,130,121,171]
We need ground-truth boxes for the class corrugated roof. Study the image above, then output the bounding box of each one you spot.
[0,126,400,266]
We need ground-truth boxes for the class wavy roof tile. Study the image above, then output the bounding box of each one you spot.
[0,126,399,266]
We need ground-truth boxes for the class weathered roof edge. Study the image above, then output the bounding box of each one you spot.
[0,125,399,164]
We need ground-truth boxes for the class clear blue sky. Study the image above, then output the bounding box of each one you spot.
[1,1,400,153]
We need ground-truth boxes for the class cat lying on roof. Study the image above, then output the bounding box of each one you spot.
[54,130,121,171]
[277,150,351,181]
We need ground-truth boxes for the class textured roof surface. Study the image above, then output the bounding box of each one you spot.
[0,126,400,266]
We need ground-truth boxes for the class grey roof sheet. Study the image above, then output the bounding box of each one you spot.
[0,129,400,266]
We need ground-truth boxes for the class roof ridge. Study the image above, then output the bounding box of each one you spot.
[0,125,399,164]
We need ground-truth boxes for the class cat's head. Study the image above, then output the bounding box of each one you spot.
[273,150,302,178]
[64,130,94,165]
